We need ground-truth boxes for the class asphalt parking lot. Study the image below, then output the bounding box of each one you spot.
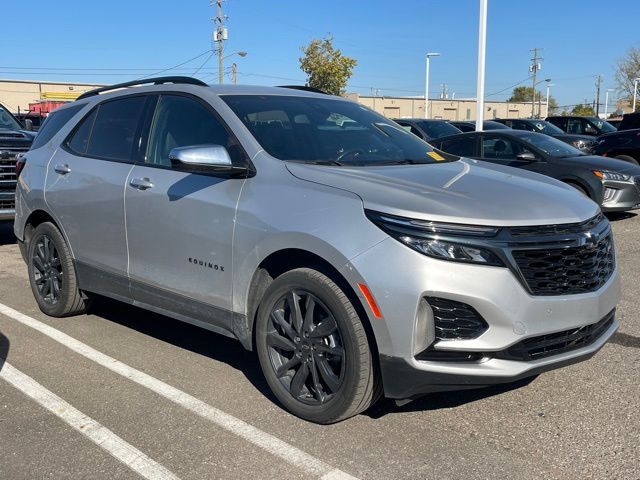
[0,215,639,480]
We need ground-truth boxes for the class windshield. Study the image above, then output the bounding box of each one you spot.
[0,105,22,131]
[222,95,454,166]
[528,120,564,135]
[590,118,617,133]
[415,121,461,139]
[518,132,584,157]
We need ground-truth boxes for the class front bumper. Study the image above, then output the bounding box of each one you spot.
[600,179,640,212]
[0,208,15,221]
[380,314,618,399]
[0,191,15,220]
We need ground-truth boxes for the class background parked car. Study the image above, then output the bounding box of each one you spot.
[431,130,640,212]
[392,118,461,142]
[546,115,617,136]
[0,103,35,220]
[593,128,640,165]
[448,120,510,132]
[494,118,595,153]
[607,118,623,129]
[616,112,640,131]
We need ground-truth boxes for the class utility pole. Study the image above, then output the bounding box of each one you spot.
[212,0,228,84]
[231,63,237,84]
[529,48,543,118]
[595,75,602,116]
[440,83,448,99]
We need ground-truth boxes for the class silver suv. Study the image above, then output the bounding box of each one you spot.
[15,77,620,424]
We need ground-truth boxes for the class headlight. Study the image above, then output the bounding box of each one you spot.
[593,170,631,181]
[365,210,505,267]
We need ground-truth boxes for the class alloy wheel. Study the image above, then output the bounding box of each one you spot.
[266,290,345,405]
[32,234,63,305]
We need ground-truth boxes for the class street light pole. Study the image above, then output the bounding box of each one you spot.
[475,0,487,131]
[604,89,614,117]
[633,78,640,112]
[425,52,440,119]
[545,81,554,117]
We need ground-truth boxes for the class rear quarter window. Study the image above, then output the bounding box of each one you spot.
[31,104,85,150]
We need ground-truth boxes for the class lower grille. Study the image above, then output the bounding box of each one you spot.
[512,233,615,295]
[494,310,615,361]
[426,297,488,340]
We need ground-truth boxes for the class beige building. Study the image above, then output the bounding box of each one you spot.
[346,93,546,120]
[0,79,104,113]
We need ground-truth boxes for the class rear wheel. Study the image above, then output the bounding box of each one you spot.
[27,222,91,317]
[613,155,639,165]
[256,268,378,424]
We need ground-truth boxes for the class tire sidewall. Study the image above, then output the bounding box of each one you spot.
[256,269,367,423]
[27,223,74,317]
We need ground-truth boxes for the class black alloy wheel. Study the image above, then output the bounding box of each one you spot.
[266,290,345,405]
[32,234,63,305]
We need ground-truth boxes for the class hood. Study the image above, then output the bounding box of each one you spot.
[286,159,599,226]
[0,128,33,149]
[555,154,640,175]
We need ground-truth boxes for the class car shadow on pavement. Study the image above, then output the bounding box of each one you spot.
[0,332,8,373]
[0,222,16,245]
[365,376,538,419]
[605,211,637,222]
[89,297,276,402]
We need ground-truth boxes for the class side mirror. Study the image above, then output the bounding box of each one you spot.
[169,145,247,175]
[24,119,33,131]
[516,151,537,161]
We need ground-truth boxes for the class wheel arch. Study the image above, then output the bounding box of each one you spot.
[242,248,383,377]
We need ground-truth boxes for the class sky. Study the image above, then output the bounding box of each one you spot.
[3,0,639,109]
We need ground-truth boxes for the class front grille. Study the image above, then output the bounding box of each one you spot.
[512,233,614,295]
[494,310,615,361]
[0,147,27,212]
[426,297,488,340]
[509,213,604,237]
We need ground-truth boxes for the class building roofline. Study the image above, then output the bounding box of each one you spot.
[0,78,105,87]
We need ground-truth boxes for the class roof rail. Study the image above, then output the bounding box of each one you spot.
[76,76,208,101]
[276,85,328,95]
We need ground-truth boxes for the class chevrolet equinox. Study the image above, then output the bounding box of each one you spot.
[14,77,620,423]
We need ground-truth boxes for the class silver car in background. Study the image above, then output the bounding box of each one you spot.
[14,77,620,423]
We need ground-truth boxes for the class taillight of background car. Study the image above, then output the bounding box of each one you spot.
[15,153,26,178]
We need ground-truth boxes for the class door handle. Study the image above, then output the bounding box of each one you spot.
[129,177,154,190]
[54,164,71,175]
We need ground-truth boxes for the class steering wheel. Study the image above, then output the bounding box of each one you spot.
[336,149,366,163]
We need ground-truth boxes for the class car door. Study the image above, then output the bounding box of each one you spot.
[479,134,547,174]
[45,95,149,298]
[125,93,246,326]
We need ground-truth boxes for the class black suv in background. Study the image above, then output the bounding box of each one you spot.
[392,118,461,142]
[593,128,640,165]
[616,112,640,131]
[0,103,35,220]
[494,118,595,153]
[546,115,617,136]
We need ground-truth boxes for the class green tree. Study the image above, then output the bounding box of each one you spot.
[571,104,596,116]
[507,86,558,113]
[299,36,357,95]
[614,46,640,108]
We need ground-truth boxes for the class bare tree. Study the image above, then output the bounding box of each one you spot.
[615,46,640,101]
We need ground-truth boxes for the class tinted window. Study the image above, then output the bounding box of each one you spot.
[567,118,588,135]
[416,121,461,139]
[0,105,22,130]
[31,104,84,150]
[146,95,232,167]
[223,95,452,166]
[518,132,583,157]
[482,137,518,159]
[397,123,424,139]
[67,109,97,154]
[439,136,476,157]
[86,96,147,162]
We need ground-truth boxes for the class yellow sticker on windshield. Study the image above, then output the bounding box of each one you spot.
[427,151,445,161]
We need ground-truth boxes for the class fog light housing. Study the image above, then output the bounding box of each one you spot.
[413,298,435,355]
[602,187,617,203]
[426,297,488,340]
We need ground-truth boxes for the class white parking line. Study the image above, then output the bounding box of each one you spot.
[0,302,359,480]
[0,362,179,480]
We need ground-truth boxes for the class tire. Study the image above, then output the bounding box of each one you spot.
[27,222,91,317]
[256,268,379,424]
[613,155,639,165]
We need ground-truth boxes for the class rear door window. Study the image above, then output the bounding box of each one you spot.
[67,109,97,154]
[438,136,477,157]
[31,104,84,150]
[85,96,148,162]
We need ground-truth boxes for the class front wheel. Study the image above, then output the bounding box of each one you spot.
[256,268,379,424]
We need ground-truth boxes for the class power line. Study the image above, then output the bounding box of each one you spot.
[192,53,213,76]
[135,50,212,79]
